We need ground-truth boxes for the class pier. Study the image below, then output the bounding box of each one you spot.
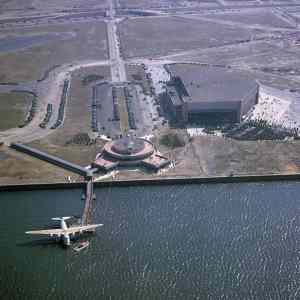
[81,179,95,225]
[10,143,95,178]
[10,142,98,226]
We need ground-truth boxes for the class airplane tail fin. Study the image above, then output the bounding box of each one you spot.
[52,216,72,221]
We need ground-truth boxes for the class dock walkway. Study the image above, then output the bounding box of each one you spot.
[10,143,94,178]
[10,142,97,225]
[81,179,94,225]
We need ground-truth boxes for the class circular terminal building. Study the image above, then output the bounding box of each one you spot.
[93,136,170,172]
[104,137,154,161]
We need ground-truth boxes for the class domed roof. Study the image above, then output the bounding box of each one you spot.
[111,137,146,155]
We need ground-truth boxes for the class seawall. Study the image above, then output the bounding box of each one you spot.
[1,173,300,192]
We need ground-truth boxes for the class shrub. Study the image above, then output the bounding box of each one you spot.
[82,74,104,86]
[159,132,186,148]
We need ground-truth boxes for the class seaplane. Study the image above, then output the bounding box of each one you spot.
[25,217,103,246]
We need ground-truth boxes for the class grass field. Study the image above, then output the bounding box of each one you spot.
[118,0,205,9]
[0,0,108,13]
[0,92,32,130]
[118,16,252,58]
[0,145,76,184]
[116,87,130,134]
[0,21,108,82]
[204,10,294,28]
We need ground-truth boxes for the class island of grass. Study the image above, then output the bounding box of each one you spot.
[0,92,32,130]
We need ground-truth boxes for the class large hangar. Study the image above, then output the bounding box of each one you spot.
[162,66,259,124]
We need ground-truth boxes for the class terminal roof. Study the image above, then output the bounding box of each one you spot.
[169,66,257,104]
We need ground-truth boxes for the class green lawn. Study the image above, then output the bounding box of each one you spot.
[0,92,31,130]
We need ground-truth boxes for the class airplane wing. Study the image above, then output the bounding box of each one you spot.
[25,228,65,236]
[25,224,103,236]
[65,224,103,234]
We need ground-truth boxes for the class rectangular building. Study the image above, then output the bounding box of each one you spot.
[162,66,259,125]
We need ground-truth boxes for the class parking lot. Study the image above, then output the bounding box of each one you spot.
[92,83,121,139]
[90,81,166,139]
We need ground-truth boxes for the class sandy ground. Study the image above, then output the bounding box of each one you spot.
[187,128,222,138]
[146,64,170,94]
[248,85,300,130]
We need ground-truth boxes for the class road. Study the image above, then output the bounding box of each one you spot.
[107,20,127,83]
[107,0,127,83]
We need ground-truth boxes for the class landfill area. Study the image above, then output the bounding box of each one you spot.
[1,0,300,183]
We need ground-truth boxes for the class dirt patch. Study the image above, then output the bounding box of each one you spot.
[165,135,300,177]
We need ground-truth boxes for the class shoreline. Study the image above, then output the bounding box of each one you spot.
[1,173,300,192]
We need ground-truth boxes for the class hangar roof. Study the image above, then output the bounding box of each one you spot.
[169,66,258,104]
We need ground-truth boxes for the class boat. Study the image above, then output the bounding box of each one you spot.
[73,241,89,252]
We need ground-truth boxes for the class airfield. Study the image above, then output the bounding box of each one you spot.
[1,0,300,184]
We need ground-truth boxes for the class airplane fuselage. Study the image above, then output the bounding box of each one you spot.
[59,220,71,245]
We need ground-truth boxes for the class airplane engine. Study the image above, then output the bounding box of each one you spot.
[63,234,71,246]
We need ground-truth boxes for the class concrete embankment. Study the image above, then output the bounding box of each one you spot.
[1,173,300,192]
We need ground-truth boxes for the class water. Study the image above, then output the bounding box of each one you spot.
[0,182,300,299]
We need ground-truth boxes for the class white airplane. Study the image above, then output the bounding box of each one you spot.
[25,217,103,246]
